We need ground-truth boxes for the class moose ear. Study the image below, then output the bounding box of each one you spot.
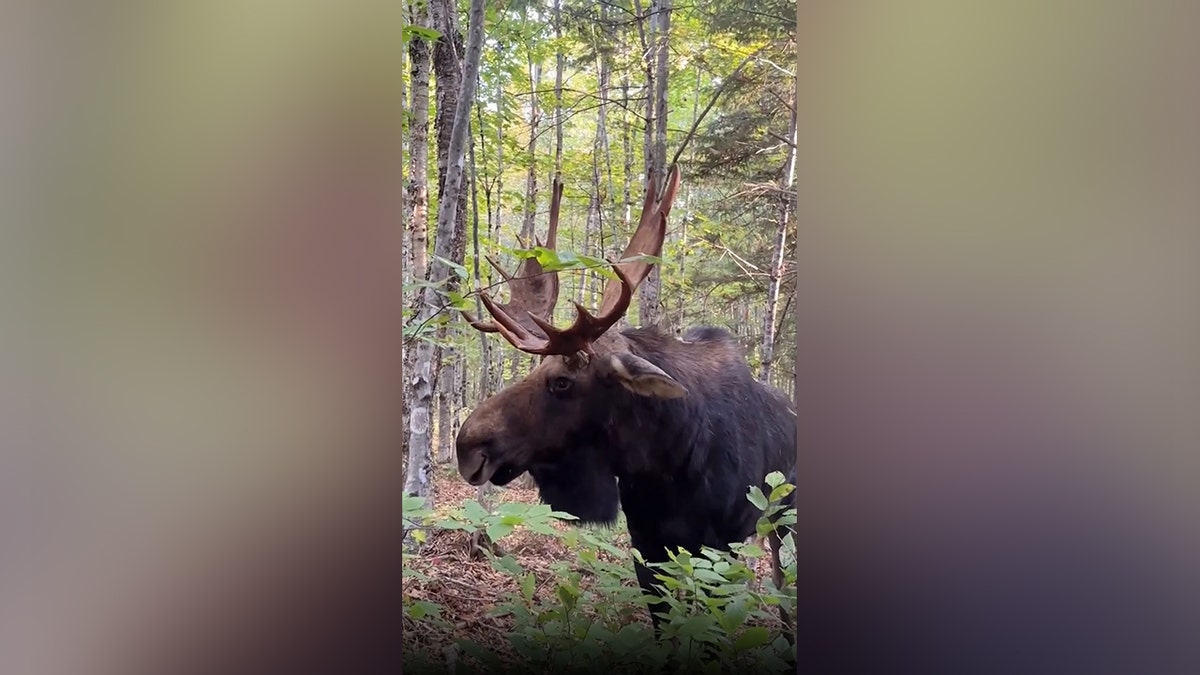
[606,353,688,399]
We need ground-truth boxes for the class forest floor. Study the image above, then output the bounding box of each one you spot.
[402,466,784,662]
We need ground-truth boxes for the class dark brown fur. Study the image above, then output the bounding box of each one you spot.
[457,325,796,632]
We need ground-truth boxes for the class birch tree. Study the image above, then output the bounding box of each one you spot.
[405,0,489,504]
[403,6,434,451]
[758,91,798,383]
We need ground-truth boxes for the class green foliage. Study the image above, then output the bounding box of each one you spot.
[403,475,798,674]
[403,25,443,43]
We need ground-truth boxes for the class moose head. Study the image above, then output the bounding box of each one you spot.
[455,167,682,516]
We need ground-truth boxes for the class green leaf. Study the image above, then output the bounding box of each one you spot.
[747,486,769,510]
[486,522,514,541]
[402,494,428,512]
[434,256,470,280]
[676,614,718,638]
[444,290,474,311]
[738,543,766,558]
[765,471,786,488]
[618,253,663,266]
[497,502,528,516]
[734,626,772,651]
[611,623,650,653]
[493,554,524,576]
[577,254,619,278]
[403,25,443,41]
[555,583,579,610]
[521,572,536,601]
[724,597,750,629]
[462,500,489,523]
[769,483,796,502]
[525,520,557,535]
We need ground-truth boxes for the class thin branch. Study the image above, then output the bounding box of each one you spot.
[669,44,768,167]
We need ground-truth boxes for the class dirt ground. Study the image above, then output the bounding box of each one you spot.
[402,466,784,662]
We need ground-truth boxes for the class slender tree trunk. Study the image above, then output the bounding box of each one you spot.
[436,352,455,463]
[513,40,542,386]
[489,78,506,398]
[621,75,633,234]
[401,4,412,301]
[404,17,433,456]
[520,58,542,243]
[405,0,488,510]
[429,0,468,463]
[468,126,491,402]
[587,4,612,308]
[431,0,469,274]
[758,94,799,382]
[635,0,669,327]
[553,0,564,187]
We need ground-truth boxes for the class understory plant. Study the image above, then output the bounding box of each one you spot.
[403,472,797,674]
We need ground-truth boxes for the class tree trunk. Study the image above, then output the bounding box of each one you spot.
[487,78,505,400]
[635,0,670,327]
[469,121,491,403]
[758,94,799,382]
[430,0,469,276]
[621,75,633,234]
[436,360,454,464]
[428,0,468,465]
[587,4,612,308]
[404,15,433,457]
[520,35,542,244]
[405,0,489,509]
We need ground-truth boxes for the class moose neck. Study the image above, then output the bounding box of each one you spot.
[601,327,716,479]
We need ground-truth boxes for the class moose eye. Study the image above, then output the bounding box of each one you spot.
[548,376,573,394]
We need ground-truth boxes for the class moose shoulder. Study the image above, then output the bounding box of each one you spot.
[454,166,797,632]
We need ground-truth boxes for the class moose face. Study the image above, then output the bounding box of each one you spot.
[455,336,687,488]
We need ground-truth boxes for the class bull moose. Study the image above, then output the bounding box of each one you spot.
[455,165,797,635]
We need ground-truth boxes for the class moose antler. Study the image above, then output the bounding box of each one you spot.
[461,179,563,335]
[464,165,682,356]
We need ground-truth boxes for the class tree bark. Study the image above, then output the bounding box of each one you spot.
[405,0,489,506]
[428,0,468,464]
[488,78,505,399]
[469,122,491,403]
[636,0,670,327]
[586,3,612,308]
[404,12,433,455]
[520,26,542,244]
[621,75,633,234]
[430,0,469,276]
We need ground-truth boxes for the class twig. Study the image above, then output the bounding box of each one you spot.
[669,44,769,168]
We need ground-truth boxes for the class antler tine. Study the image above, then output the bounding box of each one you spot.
[547,178,563,251]
[485,255,513,282]
[520,264,635,356]
[597,164,682,317]
[460,310,499,333]
[479,291,553,353]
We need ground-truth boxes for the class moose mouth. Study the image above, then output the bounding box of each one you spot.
[463,457,526,487]
[488,463,525,486]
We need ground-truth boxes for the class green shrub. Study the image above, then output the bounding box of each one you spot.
[403,473,797,674]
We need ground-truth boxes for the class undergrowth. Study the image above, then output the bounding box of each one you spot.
[402,472,797,674]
